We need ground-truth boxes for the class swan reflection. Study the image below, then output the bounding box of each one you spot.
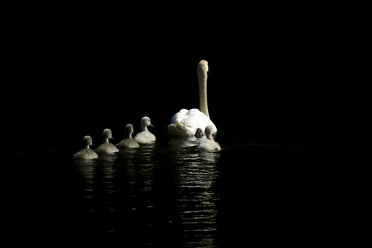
[168,137,199,149]
[170,143,220,247]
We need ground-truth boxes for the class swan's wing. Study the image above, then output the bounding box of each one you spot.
[170,109,217,135]
[170,109,188,124]
[167,123,195,137]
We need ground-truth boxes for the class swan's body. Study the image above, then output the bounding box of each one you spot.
[197,126,221,152]
[168,60,217,137]
[94,129,119,155]
[168,109,216,137]
[116,124,139,149]
[134,116,156,144]
[73,136,98,160]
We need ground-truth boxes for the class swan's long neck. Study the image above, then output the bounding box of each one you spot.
[198,75,209,118]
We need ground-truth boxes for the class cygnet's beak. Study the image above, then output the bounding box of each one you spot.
[207,69,211,75]
[150,123,155,128]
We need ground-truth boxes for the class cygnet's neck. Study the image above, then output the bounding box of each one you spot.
[141,123,148,131]
[103,137,109,143]
[127,130,133,138]
[206,133,214,141]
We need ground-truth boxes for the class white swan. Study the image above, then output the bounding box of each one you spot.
[73,135,99,160]
[116,124,140,149]
[168,60,217,137]
[94,128,119,154]
[133,116,156,144]
[197,126,221,152]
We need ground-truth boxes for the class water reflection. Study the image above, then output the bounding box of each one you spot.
[123,144,156,211]
[73,141,220,247]
[168,137,200,149]
[169,140,220,247]
[74,159,97,213]
[74,155,118,215]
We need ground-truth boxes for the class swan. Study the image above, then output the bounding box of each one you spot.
[73,135,99,160]
[94,128,119,154]
[168,60,217,137]
[197,126,221,152]
[133,116,156,144]
[116,124,140,149]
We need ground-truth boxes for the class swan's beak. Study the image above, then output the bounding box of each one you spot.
[207,70,211,75]
[150,124,155,128]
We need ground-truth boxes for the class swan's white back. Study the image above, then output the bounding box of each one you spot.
[169,108,217,137]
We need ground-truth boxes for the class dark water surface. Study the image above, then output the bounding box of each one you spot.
[12,129,354,247]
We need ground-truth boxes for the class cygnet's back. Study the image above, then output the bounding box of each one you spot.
[73,136,99,160]
[134,116,156,144]
[197,126,221,152]
[95,128,119,155]
[116,124,139,149]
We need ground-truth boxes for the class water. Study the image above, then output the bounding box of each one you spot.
[70,139,223,247]
[12,131,340,247]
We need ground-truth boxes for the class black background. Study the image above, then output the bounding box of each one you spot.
[2,5,370,152]
[6,6,365,153]
[4,4,368,247]
[3,4,366,155]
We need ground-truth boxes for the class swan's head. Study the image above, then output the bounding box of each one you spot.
[204,126,214,139]
[102,128,113,139]
[125,124,134,137]
[141,116,154,128]
[83,135,93,147]
[195,128,204,138]
[197,60,209,80]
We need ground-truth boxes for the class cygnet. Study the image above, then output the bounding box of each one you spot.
[73,135,99,160]
[133,116,156,144]
[94,128,119,154]
[116,124,139,149]
[197,125,221,152]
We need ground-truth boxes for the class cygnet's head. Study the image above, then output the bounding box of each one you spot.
[83,135,93,147]
[125,124,134,137]
[197,60,209,79]
[204,126,214,139]
[102,128,113,140]
[195,128,204,138]
[141,116,154,129]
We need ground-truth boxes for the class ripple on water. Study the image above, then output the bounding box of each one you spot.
[72,139,221,247]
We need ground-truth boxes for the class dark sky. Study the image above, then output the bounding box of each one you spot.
[6,6,365,150]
